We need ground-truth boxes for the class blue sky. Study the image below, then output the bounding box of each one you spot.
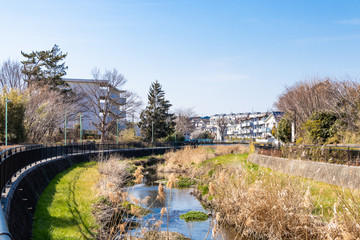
[1,0,360,116]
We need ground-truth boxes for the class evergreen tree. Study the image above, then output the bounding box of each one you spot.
[21,44,68,89]
[139,81,175,140]
[276,116,291,143]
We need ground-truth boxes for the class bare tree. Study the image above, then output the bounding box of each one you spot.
[72,68,127,142]
[25,85,81,143]
[275,77,360,137]
[175,108,195,136]
[122,90,142,122]
[0,59,25,91]
[319,79,360,132]
[275,79,335,132]
[215,115,228,141]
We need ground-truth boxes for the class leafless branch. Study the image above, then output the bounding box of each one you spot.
[0,59,26,91]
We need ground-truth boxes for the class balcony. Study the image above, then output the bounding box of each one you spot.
[118,97,126,105]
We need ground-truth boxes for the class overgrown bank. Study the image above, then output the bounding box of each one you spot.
[158,145,360,239]
[32,145,360,239]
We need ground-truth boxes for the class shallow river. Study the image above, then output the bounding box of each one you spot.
[127,178,236,239]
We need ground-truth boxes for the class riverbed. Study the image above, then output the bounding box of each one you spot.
[127,177,236,239]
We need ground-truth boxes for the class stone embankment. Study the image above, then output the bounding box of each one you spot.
[248,153,360,189]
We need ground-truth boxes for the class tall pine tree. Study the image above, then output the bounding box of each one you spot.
[139,80,175,140]
[21,44,68,89]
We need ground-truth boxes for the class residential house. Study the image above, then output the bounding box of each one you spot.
[263,111,284,138]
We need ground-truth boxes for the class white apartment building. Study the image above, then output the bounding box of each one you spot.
[191,111,284,141]
[64,78,126,131]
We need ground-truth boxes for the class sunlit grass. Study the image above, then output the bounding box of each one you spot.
[32,162,99,240]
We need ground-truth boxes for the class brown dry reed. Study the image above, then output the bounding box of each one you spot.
[158,144,248,173]
[210,166,325,239]
[95,155,177,240]
[97,155,131,198]
[159,146,360,239]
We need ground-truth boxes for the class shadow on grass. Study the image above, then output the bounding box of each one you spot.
[32,162,97,240]
[67,169,96,239]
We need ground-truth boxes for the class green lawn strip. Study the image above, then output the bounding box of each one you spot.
[32,162,100,240]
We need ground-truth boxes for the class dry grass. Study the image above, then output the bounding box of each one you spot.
[94,155,176,240]
[325,188,360,239]
[205,158,360,239]
[160,146,360,239]
[158,145,248,173]
[96,155,131,198]
[214,144,248,155]
[209,166,325,239]
[158,146,214,173]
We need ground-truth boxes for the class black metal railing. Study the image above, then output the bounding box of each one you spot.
[254,144,360,165]
[0,141,187,195]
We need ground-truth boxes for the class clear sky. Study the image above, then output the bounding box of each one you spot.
[1,0,360,116]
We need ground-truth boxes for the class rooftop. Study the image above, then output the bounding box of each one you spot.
[64,78,126,93]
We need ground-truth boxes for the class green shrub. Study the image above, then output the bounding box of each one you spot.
[176,177,197,188]
[276,116,291,143]
[304,111,337,144]
[180,211,208,222]
[208,169,215,177]
[198,183,209,195]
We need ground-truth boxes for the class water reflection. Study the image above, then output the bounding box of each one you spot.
[127,178,237,239]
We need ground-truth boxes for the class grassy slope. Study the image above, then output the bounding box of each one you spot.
[199,153,352,221]
[32,162,99,240]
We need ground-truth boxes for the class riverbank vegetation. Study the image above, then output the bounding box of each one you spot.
[159,145,360,239]
[33,146,360,239]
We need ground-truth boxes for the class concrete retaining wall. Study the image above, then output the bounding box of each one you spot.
[4,148,171,240]
[248,153,360,189]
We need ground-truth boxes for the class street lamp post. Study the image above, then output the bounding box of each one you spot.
[64,112,67,145]
[79,113,83,143]
[116,119,119,145]
[291,109,297,144]
[5,97,12,146]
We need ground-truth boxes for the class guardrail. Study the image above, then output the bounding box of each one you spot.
[0,141,189,240]
[255,144,360,165]
[0,141,187,194]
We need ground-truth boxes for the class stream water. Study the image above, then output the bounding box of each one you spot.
[127,172,237,240]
